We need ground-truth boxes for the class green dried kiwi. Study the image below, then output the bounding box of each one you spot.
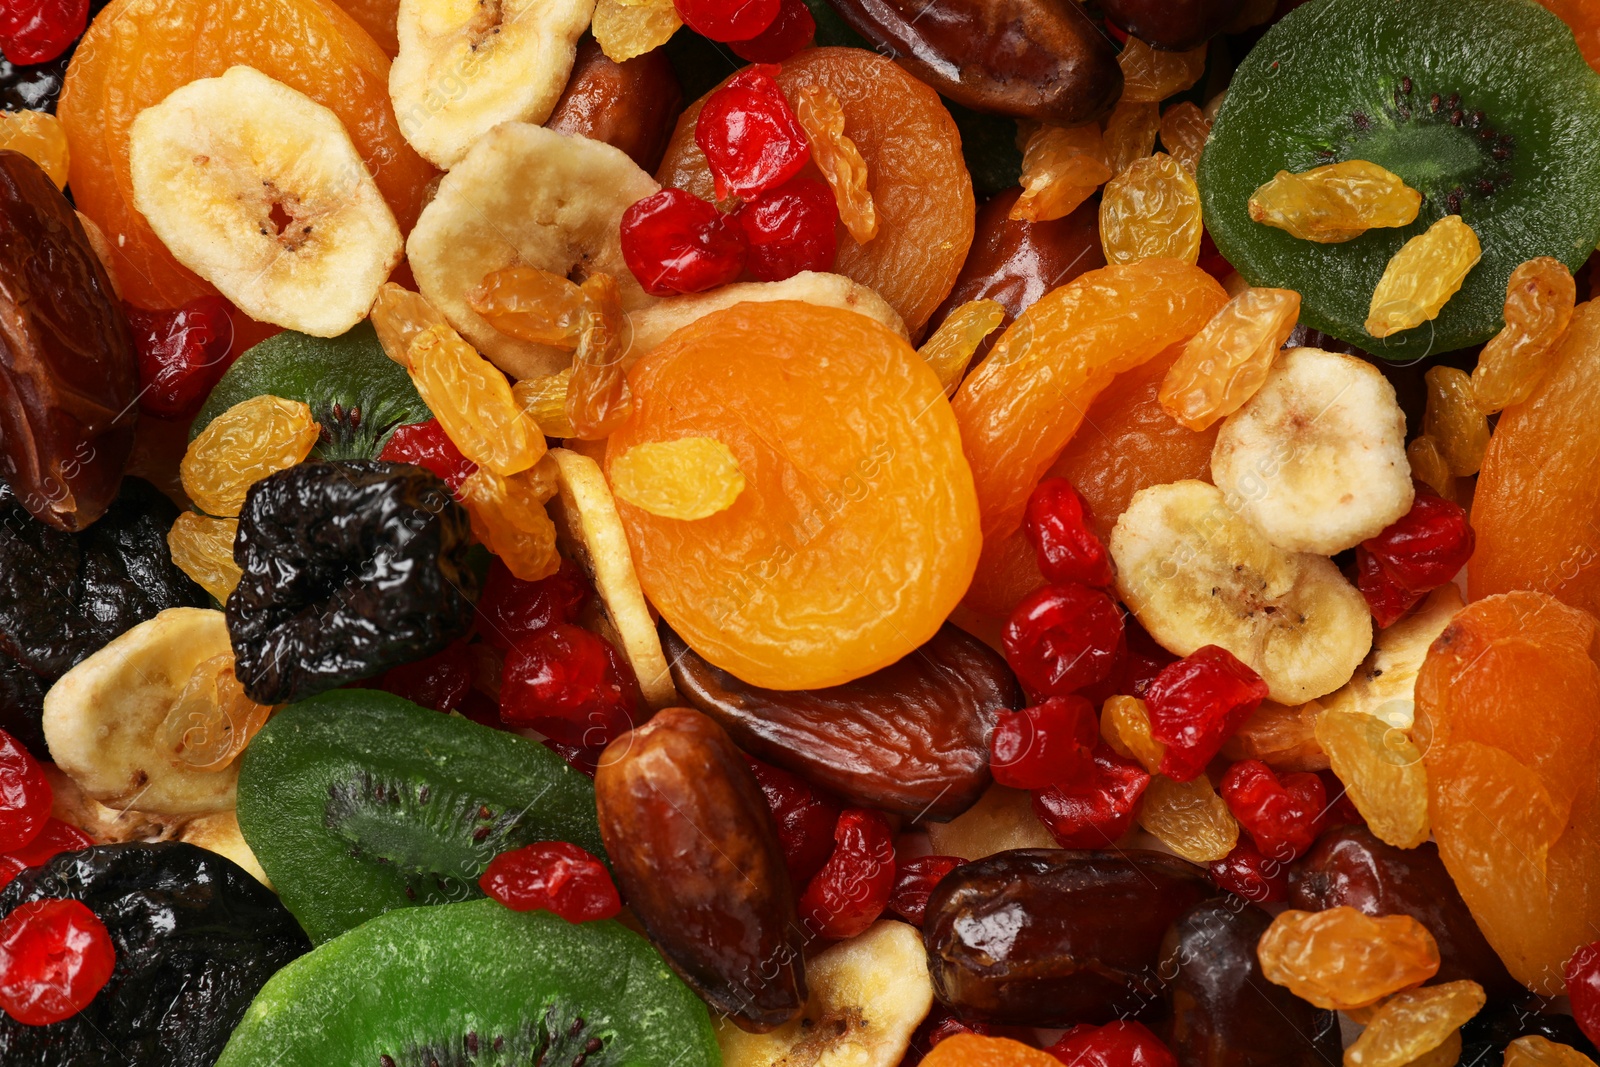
[215,899,720,1067]
[190,322,431,459]
[236,689,606,943]
[1199,0,1600,361]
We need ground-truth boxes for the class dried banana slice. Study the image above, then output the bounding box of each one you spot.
[180,809,271,886]
[1322,583,1463,729]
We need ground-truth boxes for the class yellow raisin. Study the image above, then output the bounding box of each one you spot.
[1159,286,1301,431]
[513,367,577,438]
[370,282,447,369]
[159,654,273,772]
[1100,694,1165,774]
[1102,98,1160,176]
[1158,101,1210,175]
[1249,161,1422,244]
[1404,1032,1463,1067]
[1424,366,1490,476]
[459,457,561,581]
[919,299,1006,395]
[467,267,588,349]
[1366,216,1482,339]
[610,437,746,520]
[1345,981,1487,1067]
[1315,708,1429,849]
[1118,39,1207,103]
[409,323,544,475]
[1405,435,1456,501]
[1257,907,1441,1011]
[1505,1037,1600,1067]
[592,0,681,63]
[167,512,242,604]
[1222,271,1251,299]
[1472,257,1577,413]
[795,84,879,244]
[1011,123,1111,223]
[566,273,632,440]
[180,395,319,518]
[1203,90,1228,122]
[1099,153,1202,266]
[1220,700,1329,773]
[1136,774,1238,863]
[0,110,68,189]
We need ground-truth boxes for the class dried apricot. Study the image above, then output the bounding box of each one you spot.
[919,299,1005,395]
[1103,98,1160,176]
[1136,774,1238,863]
[1100,153,1203,266]
[1159,101,1209,175]
[1257,907,1441,1010]
[921,1033,1063,1067]
[1315,708,1428,849]
[607,300,979,689]
[180,395,319,517]
[167,512,242,603]
[1345,981,1486,1067]
[1248,161,1421,244]
[0,111,68,189]
[1423,366,1489,477]
[1472,257,1576,413]
[1366,216,1482,339]
[1159,287,1300,431]
[1012,123,1110,224]
[1118,39,1206,104]
[334,0,398,55]
[610,438,745,520]
[794,83,877,244]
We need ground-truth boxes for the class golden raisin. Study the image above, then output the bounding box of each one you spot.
[1257,907,1441,1011]
[467,267,588,349]
[409,323,545,475]
[1505,1037,1600,1067]
[1315,708,1429,849]
[795,83,878,244]
[1100,153,1202,266]
[1136,774,1238,863]
[1118,39,1206,103]
[1405,435,1456,501]
[1366,216,1482,339]
[1424,366,1490,477]
[592,0,680,63]
[1345,981,1487,1067]
[1011,123,1111,223]
[371,281,447,368]
[513,368,576,438]
[610,437,745,520]
[1100,694,1165,774]
[1159,287,1301,431]
[0,110,69,189]
[566,273,632,441]
[1405,1032,1463,1067]
[167,512,242,604]
[1472,257,1577,413]
[1249,161,1422,244]
[458,457,560,581]
[159,654,273,772]
[919,299,1006,396]
[1102,99,1160,176]
[1158,101,1210,175]
[1220,700,1329,773]
[180,395,320,518]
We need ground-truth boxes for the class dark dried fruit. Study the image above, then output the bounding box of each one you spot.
[664,623,1018,820]
[225,461,479,705]
[0,841,310,1066]
[1460,998,1600,1067]
[922,848,1214,1026]
[1100,0,1243,50]
[595,707,805,1032]
[0,150,135,530]
[546,36,684,173]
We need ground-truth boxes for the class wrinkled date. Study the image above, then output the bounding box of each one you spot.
[822,0,1122,126]
[1160,898,1343,1067]
[1099,0,1244,51]
[0,150,136,531]
[922,849,1214,1026]
[665,623,1019,820]
[546,38,684,173]
[595,707,806,1032]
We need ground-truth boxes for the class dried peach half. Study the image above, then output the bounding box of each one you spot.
[606,300,979,690]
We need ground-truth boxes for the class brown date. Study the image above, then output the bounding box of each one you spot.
[1099,0,1245,51]
[1160,898,1343,1067]
[0,151,136,531]
[922,848,1213,1026]
[595,706,806,1032]
[822,0,1122,127]
[1288,824,1521,998]
[546,37,684,174]
[663,622,1019,821]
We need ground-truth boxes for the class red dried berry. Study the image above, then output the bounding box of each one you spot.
[1219,759,1326,862]
[728,0,815,62]
[798,808,895,940]
[1316,769,1367,827]
[1031,741,1151,848]
[0,0,88,65]
[0,729,50,855]
[990,695,1098,791]
[620,188,747,297]
[1355,547,1420,628]
[1565,941,1600,1048]
[744,755,842,889]
[1357,488,1475,627]
[378,419,478,493]
[474,558,591,651]
[695,65,811,200]
[1048,1021,1178,1067]
[1002,583,1126,698]
[887,854,962,926]
[672,0,779,41]
[732,177,838,283]
[1144,645,1268,783]
[499,623,639,749]
[540,739,604,779]
[377,642,474,713]
[125,296,236,421]
[1025,477,1113,587]
[1207,842,1290,903]
[479,840,621,923]
[1080,616,1177,707]
[0,898,114,1026]
[0,820,93,891]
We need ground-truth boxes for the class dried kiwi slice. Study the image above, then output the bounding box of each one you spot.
[1199,0,1600,360]
[215,900,719,1067]
[236,689,606,943]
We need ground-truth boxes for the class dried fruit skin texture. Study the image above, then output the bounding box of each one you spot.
[1101,695,1165,773]
[1100,153,1203,266]
[458,461,560,583]
[920,299,1005,395]
[1366,216,1482,339]
[565,273,632,440]
[1406,435,1455,501]
[1505,1037,1600,1067]
[1160,287,1300,431]
[1423,366,1490,477]
[179,395,318,518]
[1256,907,1441,1010]
[610,438,745,520]
[922,1034,1064,1067]
[1413,592,1600,994]
[1159,101,1209,175]
[1345,980,1487,1067]
[512,369,575,438]
[1136,774,1239,863]
[369,282,445,367]
[1472,257,1576,413]
[1315,709,1429,849]
[1103,99,1160,177]
[160,653,272,771]
[466,267,586,350]
[0,111,67,188]
[607,301,979,690]
[407,325,543,476]
[167,512,241,603]
[592,0,680,63]
[794,83,877,244]
[1013,122,1111,223]
[1118,39,1206,103]
[1248,161,1421,244]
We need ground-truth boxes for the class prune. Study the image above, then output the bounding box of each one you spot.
[0,649,46,757]
[0,150,136,530]
[225,461,479,705]
[922,848,1214,1026]
[664,623,1018,820]
[1460,999,1600,1067]
[0,841,310,1066]
[1160,898,1343,1067]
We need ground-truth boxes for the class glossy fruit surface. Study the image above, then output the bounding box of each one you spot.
[478,841,620,923]
[1032,742,1152,848]
[1024,478,1113,587]
[1145,646,1269,782]
[0,898,113,1025]
[0,730,48,854]
[1002,584,1126,698]
[797,807,894,940]
[127,296,237,420]
[990,696,1097,791]
[695,64,809,199]
[1257,907,1441,1010]
[732,177,838,282]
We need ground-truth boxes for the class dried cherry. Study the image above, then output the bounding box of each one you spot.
[797,807,895,940]
[1568,943,1600,1049]
[695,64,810,200]
[1218,759,1326,861]
[1145,646,1270,782]
[990,696,1098,791]
[478,841,621,923]
[732,177,839,282]
[1002,584,1126,697]
[1207,843,1290,903]
[1031,741,1151,848]
[1047,1020,1177,1067]
[0,897,113,1026]
[375,642,473,713]
[744,754,842,889]
[0,819,91,889]
[889,854,963,926]
[619,188,746,297]
[473,558,591,651]
[727,0,815,62]
[499,623,640,750]
[124,297,236,421]
[1025,477,1113,587]
[0,729,47,853]
[377,419,477,493]
[0,0,88,66]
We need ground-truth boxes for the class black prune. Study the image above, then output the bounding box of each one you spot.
[1460,998,1600,1067]
[0,841,310,1067]
[0,648,47,756]
[226,461,479,705]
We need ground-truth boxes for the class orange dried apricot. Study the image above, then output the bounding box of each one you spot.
[606,300,979,690]
[1012,122,1110,224]
[1537,0,1600,74]
[1159,287,1300,431]
[333,0,398,55]
[0,110,68,188]
[1100,153,1203,266]
[1472,257,1576,414]
[1257,907,1441,1010]
[921,1034,1063,1067]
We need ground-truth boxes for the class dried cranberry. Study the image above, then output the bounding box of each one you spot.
[0,729,49,854]
[672,0,779,41]
[1317,769,1366,827]
[1030,741,1150,848]
[728,0,815,62]
[744,755,842,888]
[888,854,962,926]
[1566,941,1600,1048]
[1002,584,1125,697]
[1219,759,1326,862]
[695,65,810,200]
[732,177,838,283]
[125,296,236,421]
[797,808,895,940]
[478,840,621,923]
[1047,1020,1178,1067]
[474,558,591,651]
[0,820,92,890]
[1080,616,1176,707]
[0,898,114,1026]
[1207,842,1290,903]
[376,642,474,713]
[500,623,638,748]
[1025,477,1113,587]
[620,188,747,297]
[0,0,88,65]
[1357,489,1474,627]
[540,738,604,778]
[1144,645,1268,782]
[1355,547,1419,628]
[378,419,478,493]
[990,695,1098,791]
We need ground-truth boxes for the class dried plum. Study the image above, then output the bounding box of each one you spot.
[0,840,310,1067]
[225,461,479,704]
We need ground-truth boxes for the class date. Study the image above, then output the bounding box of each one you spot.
[546,38,684,174]
[1100,0,1244,51]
